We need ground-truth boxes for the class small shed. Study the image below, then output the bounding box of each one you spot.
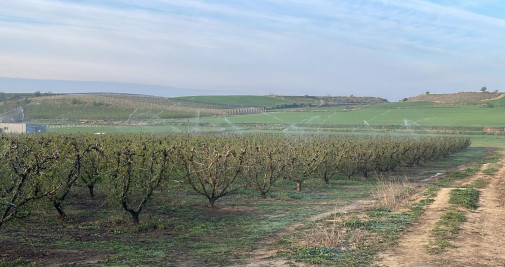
[0,123,46,133]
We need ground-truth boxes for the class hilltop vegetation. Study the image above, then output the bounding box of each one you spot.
[407,92,504,103]
[274,95,388,106]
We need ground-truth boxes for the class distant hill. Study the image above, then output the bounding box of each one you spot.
[274,95,388,106]
[0,77,217,97]
[175,95,388,109]
[0,93,388,123]
[407,92,504,103]
[1,93,267,121]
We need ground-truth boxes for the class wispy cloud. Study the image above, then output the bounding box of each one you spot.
[1,0,504,99]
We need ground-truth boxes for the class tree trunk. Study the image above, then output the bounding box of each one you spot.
[87,184,95,198]
[296,181,302,192]
[53,201,66,219]
[260,192,267,199]
[129,211,140,224]
[209,197,218,208]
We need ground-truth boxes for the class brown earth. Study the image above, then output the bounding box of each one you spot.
[375,158,505,267]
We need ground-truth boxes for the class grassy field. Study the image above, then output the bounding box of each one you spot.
[190,103,505,128]
[41,98,505,129]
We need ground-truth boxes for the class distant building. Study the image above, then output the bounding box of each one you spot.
[0,123,46,134]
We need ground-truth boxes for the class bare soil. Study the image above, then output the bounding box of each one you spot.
[375,158,505,266]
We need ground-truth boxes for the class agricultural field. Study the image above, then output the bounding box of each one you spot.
[0,133,483,266]
[1,92,505,266]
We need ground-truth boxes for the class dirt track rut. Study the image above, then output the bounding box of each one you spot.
[376,158,505,267]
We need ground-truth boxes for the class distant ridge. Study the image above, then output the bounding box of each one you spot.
[0,77,217,97]
[408,92,504,103]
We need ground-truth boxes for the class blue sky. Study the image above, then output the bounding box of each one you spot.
[1,0,504,100]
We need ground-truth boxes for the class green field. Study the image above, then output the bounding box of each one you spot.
[174,95,301,107]
[45,99,505,150]
[192,103,505,127]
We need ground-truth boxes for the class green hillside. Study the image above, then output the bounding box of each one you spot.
[174,95,298,107]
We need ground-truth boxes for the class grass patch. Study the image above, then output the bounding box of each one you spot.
[482,167,500,176]
[290,247,343,265]
[427,209,466,254]
[471,179,489,189]
[447,167,479,179]
[0,258,34,267]
[287,198,432,266]
[427,184,481,254]
[449,188,480,209]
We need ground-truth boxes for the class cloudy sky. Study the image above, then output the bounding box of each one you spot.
[1,0,505,100]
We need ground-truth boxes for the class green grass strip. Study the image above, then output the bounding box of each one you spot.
[427,209,466,254]
[482,167,499,176]
[449,188,479,209]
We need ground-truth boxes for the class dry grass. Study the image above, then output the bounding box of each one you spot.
[498,176,505,207]
[372,178,417,209]
[301,178,418,250]
[304,220,345,248]
[301,205,347,248]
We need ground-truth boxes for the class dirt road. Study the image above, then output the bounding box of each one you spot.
[376,158,505,266]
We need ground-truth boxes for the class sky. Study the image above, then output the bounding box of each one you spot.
[1,0,505,101]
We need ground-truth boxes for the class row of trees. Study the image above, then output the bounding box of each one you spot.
[32,94,266,119]
[0,133,470,225]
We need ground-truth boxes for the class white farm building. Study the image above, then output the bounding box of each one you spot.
[0,123,47,134]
